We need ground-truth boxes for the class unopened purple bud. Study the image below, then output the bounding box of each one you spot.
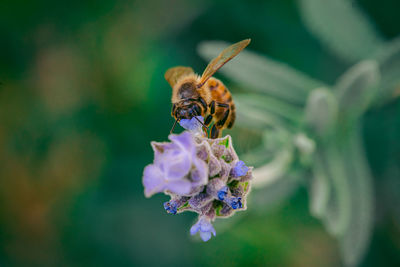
[231,160,249,177]
[217,186,228,201]
[164,201,178,215]
[226,196,242,209]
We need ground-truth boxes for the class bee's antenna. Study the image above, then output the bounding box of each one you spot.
[170,119,178,134]
[194,116,209,131]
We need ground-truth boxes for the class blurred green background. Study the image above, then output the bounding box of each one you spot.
[0,0,399,266]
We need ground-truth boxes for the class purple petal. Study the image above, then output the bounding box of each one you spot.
[190,158,208,187]
[191,217,216,242]
[150,142,164,159]
[231,160,249,177]
[190,222,201,235]
[163,152,191,181]
[200,220,213,232]
[200,231,212,242]
[179,116,204,131]
[166,180,192,195]
[169,131,195,153]
[152,142,179,166]
[143,164,165,197]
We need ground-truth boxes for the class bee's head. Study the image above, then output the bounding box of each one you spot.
[170,100,208,134]
[173,100,202,120]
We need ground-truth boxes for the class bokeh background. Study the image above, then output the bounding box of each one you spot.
[1,0,399,266]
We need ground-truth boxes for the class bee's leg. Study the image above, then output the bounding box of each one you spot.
[216,103,231,128]
[171,103,177,117]
[204,115,213,126]
[209,101,216,115]
[217,109,230,127]
[209,102,230,138]
[211,124,220,139]
[217,103,229,108]
[197,97,208,112]
[203,114,213,138]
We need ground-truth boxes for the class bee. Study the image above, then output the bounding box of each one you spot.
[165,39,250,139]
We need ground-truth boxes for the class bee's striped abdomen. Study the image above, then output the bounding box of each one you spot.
[205,78,236,137]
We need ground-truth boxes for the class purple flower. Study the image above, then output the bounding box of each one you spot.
[143,128,254,242]
[190,216,216,242]
[179,116,204,134]
[164,201,178,215]
[230,160,249,177]
[143,132,208,197]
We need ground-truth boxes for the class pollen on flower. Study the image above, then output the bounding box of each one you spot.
[142,130,253,242]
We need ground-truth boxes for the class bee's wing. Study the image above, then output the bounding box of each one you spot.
[164,66,194,88]
[198,39,250,87]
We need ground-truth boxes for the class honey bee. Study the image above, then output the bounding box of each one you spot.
[165,39,251,138]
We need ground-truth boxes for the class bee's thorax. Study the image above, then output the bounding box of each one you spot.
[178,82,198,99]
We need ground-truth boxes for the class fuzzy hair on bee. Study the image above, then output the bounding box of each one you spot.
[165,39,250,138]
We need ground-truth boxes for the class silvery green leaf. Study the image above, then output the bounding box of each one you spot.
[293,133,315,156]
[262,128,292,153]
[235,94,303,124]
[309,155,331,218]
[198,41,324,105]
[373,37,400,103]
[335,60,380,119]
[298,0,384,63]
[235,99,297,132]
[304,87,338,137]
[338,127,374,267]
[252,147,293,189]
[318,143,351,237]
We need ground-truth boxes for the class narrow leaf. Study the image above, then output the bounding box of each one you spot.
[252,147,293,189]
[373,37,400,104]
[304,87,338,137]
[251,173,301,211]
[309,155,331,218]
[235,94,303,123]
[299,0,384,63]
[338,126,374,267]
[318,142,352,237]
[335,60,380,119]
[235,99,297,132]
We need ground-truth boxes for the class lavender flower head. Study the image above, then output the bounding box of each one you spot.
[142,116,253,241]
